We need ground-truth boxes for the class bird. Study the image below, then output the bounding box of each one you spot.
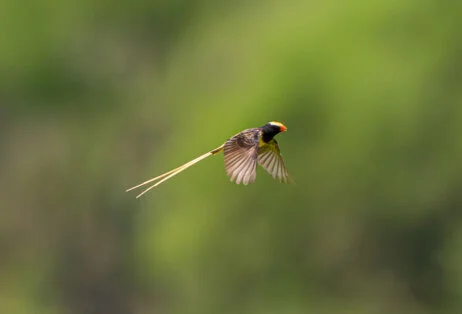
[126,121,290,198]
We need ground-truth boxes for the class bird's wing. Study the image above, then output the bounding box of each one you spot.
[223,130,259,185]
[257,139,290,183]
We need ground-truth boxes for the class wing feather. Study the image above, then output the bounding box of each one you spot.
[224,130,258,185]
[257,139,290,183]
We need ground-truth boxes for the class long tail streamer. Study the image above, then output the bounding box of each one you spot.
[126,144,224,198]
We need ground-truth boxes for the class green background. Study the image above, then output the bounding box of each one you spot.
[2,1,462,313]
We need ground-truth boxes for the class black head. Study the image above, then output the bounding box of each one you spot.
[261,121,287,143]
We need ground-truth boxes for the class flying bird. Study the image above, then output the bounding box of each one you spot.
[127,121,290,198]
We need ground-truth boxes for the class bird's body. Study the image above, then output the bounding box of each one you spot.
[127,121,290,198]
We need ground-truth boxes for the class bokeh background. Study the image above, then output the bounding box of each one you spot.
[2,1,462,313]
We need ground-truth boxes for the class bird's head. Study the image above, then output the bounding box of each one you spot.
[264,121,287,133]
[261,121,287,142]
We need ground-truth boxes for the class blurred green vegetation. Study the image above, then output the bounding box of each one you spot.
[1,0,462,313]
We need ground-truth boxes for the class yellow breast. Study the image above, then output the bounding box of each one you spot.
[258,137,269,147]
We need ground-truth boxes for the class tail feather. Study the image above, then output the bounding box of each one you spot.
[126,144,224,198]
[125,166,180,192]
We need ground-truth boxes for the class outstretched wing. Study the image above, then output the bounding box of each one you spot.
[223,130,259,185]
[257,139,290,183]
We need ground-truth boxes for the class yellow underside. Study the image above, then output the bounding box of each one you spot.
[258,137,266,147]
[259,137,275,148]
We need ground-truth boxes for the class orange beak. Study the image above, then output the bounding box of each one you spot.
[280,124,287,132]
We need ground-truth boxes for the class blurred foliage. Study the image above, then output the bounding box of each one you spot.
[1,0,462,313]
